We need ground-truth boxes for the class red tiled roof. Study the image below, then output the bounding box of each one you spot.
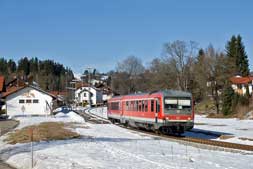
[230,76,253,84]
[2,86,26,97]
[49,91,68,96]
[0,76,5,92]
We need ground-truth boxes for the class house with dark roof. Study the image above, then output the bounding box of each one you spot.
[2,84,56,117]
[230,75,253,95]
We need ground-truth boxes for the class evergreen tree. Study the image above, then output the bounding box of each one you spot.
[7,59,16,73]
[237,35,249,76]
[18,57,30,77]
[0,58,8,76]
[226,35,238,75]
[222,86,234,115]
[226,35,250,76]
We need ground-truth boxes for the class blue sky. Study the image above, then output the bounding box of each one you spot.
[0,0,252,74]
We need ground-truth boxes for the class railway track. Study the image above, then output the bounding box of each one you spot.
[78,108,253,153]
[75,109,110,124]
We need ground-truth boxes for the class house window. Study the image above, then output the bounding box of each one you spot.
[26,99,32,103]
[33,99,39,103]
[83,93,86,97]
[19,99,25,104]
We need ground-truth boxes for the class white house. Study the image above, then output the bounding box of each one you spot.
[2,85,56,117]
[230,76,253,95]
[75,86,103,106]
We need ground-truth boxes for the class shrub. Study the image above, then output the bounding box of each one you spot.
[0,109,6,115]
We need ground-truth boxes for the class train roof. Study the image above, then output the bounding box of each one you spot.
[110,90,191,100]
[162,90,192,98]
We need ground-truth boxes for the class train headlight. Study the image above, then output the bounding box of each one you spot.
[166,117,169,120]
[188,117,191,120]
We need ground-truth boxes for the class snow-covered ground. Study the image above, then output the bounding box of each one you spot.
[0,107,253,169]
[14,110,85,129]
[89,107,108,119]
[90,107,253,146]
[185,115,253,145]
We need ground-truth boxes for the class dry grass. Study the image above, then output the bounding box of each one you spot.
[235,103,253,120]
[239,137,253,141]
[206,113,231,118]
[210,124,227,127]
[236,128,249,131]
[4,122,80,144]
[194,122,208,125]
[195,99,216,114]
[219,135,235,140]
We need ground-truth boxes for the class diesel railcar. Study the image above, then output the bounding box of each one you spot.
[107,90,194,134]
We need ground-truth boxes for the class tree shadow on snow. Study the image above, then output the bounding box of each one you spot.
[184,128,234,139]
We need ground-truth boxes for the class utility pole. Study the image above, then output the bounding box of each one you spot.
[86,67,93,107]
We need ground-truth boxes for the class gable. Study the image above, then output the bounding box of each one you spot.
[5,86,54,101]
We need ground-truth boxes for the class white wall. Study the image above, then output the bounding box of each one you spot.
[75,87,102,105]
[231,83,253,95]
[6,87,53,117]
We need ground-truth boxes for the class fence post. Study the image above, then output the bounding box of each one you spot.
[30,128,34,169]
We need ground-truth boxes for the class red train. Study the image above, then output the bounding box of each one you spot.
[107,90,194,134]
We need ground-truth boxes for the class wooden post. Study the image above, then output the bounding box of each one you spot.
[30,128,34,169]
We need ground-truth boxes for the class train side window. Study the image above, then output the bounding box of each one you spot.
[131,101,134,111]
[135,101,138,111]
[138,101,142,112]
[144,100,148,112]
[156,100,160,113]
[111,102,119,110]
[126,101,129,111]
[151,100,154,112]
[142,100,145,112]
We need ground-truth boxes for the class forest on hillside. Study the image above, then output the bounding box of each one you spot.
[0,57,74,91]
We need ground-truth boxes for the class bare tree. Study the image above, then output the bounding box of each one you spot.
[113,56,145,94]
[117,56,145,76]
[164,40,198,91]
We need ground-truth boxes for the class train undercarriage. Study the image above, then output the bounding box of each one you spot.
[108,117,194,135]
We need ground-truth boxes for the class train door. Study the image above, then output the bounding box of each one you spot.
[154,98,160,123]
[120,101,123,116]
[151,99,159,123]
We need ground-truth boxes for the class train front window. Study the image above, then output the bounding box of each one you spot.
[164,98,191,114]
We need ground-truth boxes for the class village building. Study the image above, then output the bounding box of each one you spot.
[230,75,253,95]
[2,85,56,117]
[49,91,68,103]
[0,76,6,111]
[75,86,103,106]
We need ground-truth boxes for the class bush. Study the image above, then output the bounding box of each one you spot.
[0,109,6,115]
[238,95,249,105]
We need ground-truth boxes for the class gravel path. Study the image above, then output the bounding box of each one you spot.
[0,119,19,169]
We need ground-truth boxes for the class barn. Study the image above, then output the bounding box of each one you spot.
[2,85,56,117]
